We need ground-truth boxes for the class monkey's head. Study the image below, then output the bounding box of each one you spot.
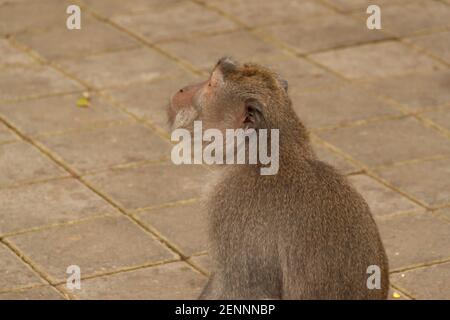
[168,57,291,132]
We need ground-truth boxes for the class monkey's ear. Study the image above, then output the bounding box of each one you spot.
[243,98,264,129]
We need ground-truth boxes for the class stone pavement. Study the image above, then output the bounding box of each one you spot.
[0,0,449,300]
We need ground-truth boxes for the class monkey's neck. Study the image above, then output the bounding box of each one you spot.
[278,117,315,160]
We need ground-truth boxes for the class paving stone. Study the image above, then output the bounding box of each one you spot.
[407,30,450,64]
[0,178,114,234]
[58,48,183,89]
[322,0,409,13]
[0,38,34,66]
[16,15,139,61]
[377,212,450,270]
[7,216,175,282]
[39,123,171,173]
[0,66,82,101]
[103,73,200,132]
[375,158,450,208]
[365,70,450,110]
[263,56,343,92]
[291,84,399,129]
[160,30,280,70]
[113,2,238,43]
[312,143,358,175]
[259,13,387,55]
[0,93,130,136]
[0,141,67,187]
[390,262,450,299]
[0,243,44,290]
[0,123,17,144]
[211,0,334,27]
[310,41,445,80]
[421,106,450,132]
[0,0,70,36]
[436,207,450,222]
[137,202,207,256]
[318,117,450,168]
[85,162,208,210]
[370,1,450,37]
[348,174,421,218]
[66,262,206,299]
[0,286,64,300]
[79,0,186,17]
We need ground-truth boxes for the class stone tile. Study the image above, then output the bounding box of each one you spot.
[0,93,130,136]
[0,285,65,300]
[365,70,450,110]
[0,178,114,234]
[160,30,280,70]
[377,212,450,270]
[211,0,334,27]
[291,84,399,129]
[39,123,171,173]
[191,255,212,274]
[0,0,70,36]
[0,122,17,144]
[422,106,450,132]
[79,0,186,17]
[322,0,409,13]
[375,159,450,208]
[137,202,207,256]
[67,262,206,299]
[0,39,34,66]
[86,162,208,210]
[0,243,44,290]
[391,262,450,299]
[259,13,387,55]
[0,66,82,101]
[103,73,199,132]
[310,41,445,80]
[374,1,450,37]
[0,141,67,187]
[7,216,175,282]
[263,56,342,92]
[436,207,450,222]
[312,143,358,174]
[113,2,238,43]
[407,30,450,64]
[58,48,183,89]
[348,175,421,217]
[318,117,450,168]
[16,15,139,61]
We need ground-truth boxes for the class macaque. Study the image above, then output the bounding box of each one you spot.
[167,57,389,299]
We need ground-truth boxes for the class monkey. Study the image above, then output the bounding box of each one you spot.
[167,57,389,300]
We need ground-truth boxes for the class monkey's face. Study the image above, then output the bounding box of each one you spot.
[168,57,289,133]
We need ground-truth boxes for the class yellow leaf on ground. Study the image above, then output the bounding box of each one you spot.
[76,97,90,108]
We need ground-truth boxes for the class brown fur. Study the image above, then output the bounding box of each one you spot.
[168,57,389,299]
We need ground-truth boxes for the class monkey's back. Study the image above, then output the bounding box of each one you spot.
[207,159,389,300]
